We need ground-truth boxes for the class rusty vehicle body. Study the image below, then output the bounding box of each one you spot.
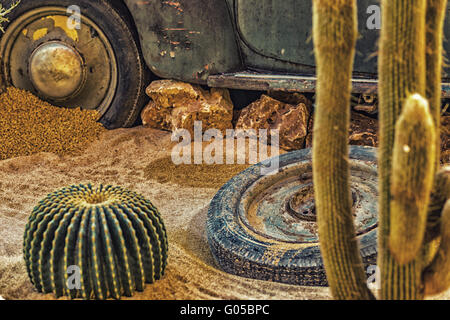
[1,0,449,128]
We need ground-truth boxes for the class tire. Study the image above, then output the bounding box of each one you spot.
[206,146,379,286]
[0,0,149,129]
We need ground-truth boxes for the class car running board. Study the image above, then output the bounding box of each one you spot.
[208,72,450,98]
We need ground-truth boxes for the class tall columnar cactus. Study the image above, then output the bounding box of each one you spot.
[312,0,450,300]
[312,0,374,300]
[378,0,448,300]
[426,0,448,165]
[23,184,168,300]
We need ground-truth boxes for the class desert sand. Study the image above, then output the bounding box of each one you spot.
[1,126,448,300]
[0,126,332,300]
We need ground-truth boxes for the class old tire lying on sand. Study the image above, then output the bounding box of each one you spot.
[206,146,378,286]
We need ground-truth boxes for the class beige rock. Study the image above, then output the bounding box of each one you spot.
[146,80,203,108]
[236,94,311,151]
[140,100,172,131]
[142,80,233,134]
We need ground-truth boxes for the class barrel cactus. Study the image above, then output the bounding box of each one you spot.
[23,184,168,300]
[312,0,450,299]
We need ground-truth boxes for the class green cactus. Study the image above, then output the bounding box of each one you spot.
[312,0,450,300]
[312,0,374,300]
[23,184,168,300]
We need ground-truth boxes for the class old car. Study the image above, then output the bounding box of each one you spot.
[1,0,449,128]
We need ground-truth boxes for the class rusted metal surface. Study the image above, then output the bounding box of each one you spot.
[238,151,378,244]
[124,0,242,84]
[208,72,450,97]
[124,0,450,91]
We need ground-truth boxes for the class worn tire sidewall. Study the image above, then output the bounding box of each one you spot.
[206,146,378,286]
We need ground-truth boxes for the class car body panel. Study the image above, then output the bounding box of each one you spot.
[125,1,450,88]
[235,0,382,76]
[124,0,242,84]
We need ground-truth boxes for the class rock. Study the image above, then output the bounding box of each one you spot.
[146,80,202,109]
[348,112,378,147]
[142,80,234,134]
[267,90,313,108]
[141,100,172,131]
[236,94,311,151]
[306,111,379,148]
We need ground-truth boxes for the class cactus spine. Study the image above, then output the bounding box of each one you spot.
[23,184,168,300]
[312,0,374,300]
[388,95,436,264]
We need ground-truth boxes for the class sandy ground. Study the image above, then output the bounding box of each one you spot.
[0,126,448,300]
[0,126,332,300]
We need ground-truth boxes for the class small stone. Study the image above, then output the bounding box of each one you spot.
[236,94,311,151]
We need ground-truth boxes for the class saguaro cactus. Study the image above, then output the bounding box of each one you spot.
[312,0,374,300]
[312,0,450,300]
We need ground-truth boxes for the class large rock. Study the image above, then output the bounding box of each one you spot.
[235,94,311,151]
[142,80,234,134]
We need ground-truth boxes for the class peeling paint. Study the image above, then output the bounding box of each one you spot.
[43,16,79,42]
[32,28,49,41]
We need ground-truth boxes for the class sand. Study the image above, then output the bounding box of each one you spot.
[0,126,333,300]
[0,119,448,300]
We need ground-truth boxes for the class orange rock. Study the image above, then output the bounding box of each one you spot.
[142,80,233,134]
[236,94,311,151]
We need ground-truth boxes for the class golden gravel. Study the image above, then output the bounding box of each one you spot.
[0,87,105,160]
[145,155,250,189]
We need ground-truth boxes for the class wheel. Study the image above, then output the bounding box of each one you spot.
[0,0,149,129]
[206,146,379,286]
